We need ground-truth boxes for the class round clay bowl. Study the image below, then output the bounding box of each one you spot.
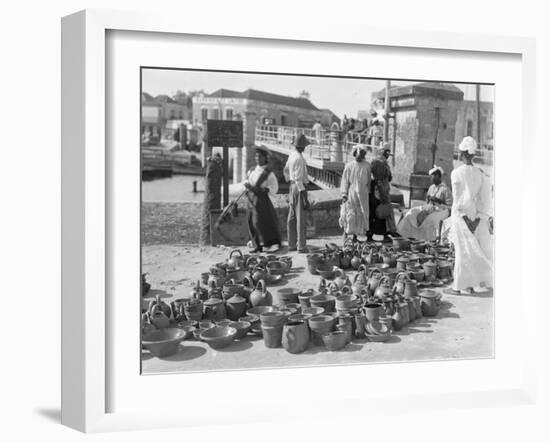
[247,306,277,317]
[302,306,325,317]
[239,314,259,326]
[308,314,335,330]
[267,261,287,276]
[200,326,237,349]
[277,288,301,305]
[316,267,337,280]
[285,302,301,313]
[335,294,359,310]
[322,331,348,351]
[229,321,251,339]
[215,319,233,327]
[199,320,216,330]
[260,311,286,326]
[288,313,313,323]
[142,328,186,358]
[310,294,336,312]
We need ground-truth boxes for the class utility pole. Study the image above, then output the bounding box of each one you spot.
[476,84,481,146]
[384,80,391,142]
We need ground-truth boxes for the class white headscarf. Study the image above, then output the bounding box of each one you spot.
[459,136,477,155]
[429,164,444,176]
[352,144,367,157]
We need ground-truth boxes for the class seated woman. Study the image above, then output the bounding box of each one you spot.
[441,136,493,295]
[397,165,452,241]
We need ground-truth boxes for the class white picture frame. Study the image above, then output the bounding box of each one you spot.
[61,9,537,433]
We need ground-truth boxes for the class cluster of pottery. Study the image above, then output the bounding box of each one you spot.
[141,273,151,296]
[307,239,454,289]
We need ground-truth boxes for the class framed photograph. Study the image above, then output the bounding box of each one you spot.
[62,9,537,432]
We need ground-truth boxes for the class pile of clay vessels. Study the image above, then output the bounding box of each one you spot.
[141,240,453,357]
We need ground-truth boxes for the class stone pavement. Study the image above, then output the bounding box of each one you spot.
[141,235,494,374]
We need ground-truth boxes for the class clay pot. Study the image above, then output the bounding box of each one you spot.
[302,306,325,317]
[332,268,349,291]
[437,260,452,279]
[381,296,395,316]
[396,256,410,271]
[322,331,347,351]
[261,324,284,348]
[306,254,324,275]
[298,289,314,308]
[285,303,301,313]
[222,279,244,301]
[282,320,310,354]
[423,260,438,280]
[392,302,409,330]
[420,290,441,316]
[170,298,187,322]
[202,298,226,322]
[381,249,398,268]
[183,299,204,322]
[277,288,300,306]
[403,279,418,299]
[149,305,170,329]
[354,315,367,339]
[191,280,209,301]
[335,294,359,311]
[406,298,416,322]
[260,311,286,327]
[225,294,248,321]
[350,253,362,270]
[392,237,410,251]
[148,295,172,318]
[251,265,269,284]
[308,315,335,346]
[239,314,259,327]
[249,280,273,307]
[310,294,336,313]
[208,266,226,288]
[366,268,384,297]
[337,315,353,344]
[227,249,245,269]
[373,276,394,300]
[288,313,312,324]
[200,272,209,286]
[364,302,384,322]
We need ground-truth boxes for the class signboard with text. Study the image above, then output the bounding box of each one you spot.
[206,120,243,148]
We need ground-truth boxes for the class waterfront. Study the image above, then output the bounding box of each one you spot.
[142,174,206,203]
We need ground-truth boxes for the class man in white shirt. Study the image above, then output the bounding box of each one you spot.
[283,134,310,253]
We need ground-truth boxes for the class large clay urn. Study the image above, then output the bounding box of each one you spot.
[308,315,335,346]
[422,260,438,280]
[364,302,384,322]
[392,302,409,330]
[249,280,273,307]
[403,279,419,299]
[282,320,310,354]
[225,294,248,321]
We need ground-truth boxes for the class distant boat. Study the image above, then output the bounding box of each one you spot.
[171,150,204,175]
[142,145,173,179]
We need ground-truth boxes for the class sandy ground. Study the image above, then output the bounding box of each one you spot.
[141,234,494,374]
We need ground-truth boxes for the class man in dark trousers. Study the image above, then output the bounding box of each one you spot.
[284,134,310,253]
[368,146,397,239]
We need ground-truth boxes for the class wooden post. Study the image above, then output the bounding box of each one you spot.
[222,145,229,208]
[199,155,222,246]
[476,84,481,146]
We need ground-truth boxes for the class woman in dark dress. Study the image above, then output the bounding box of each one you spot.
[244,148,281,253]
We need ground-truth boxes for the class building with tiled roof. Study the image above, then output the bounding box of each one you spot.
[192,88,337,128]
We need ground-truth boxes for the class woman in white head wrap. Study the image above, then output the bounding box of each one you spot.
[441,136,494,294]
[396,164,452,241]
[339,144,371,241]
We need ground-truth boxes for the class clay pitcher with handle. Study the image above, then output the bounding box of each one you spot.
[249,280,273,307]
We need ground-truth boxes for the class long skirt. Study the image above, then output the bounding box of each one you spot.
[442,215,493,291]
[397,206,449,241]
[247,191,281,248]
[339,190,370,236]
[369,180,396,234]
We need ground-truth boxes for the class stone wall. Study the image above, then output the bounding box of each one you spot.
[142,189,342,246]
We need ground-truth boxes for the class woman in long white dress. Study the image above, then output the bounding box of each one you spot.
[442,137,494,294]
[397,165,452,241]
[339,144,371,242]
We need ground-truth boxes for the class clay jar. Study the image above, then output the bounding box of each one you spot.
[298,289,314,308]
[392,302,409,330]
[282,320,310,354]
[364,302,384,322]
[225,294,248,321]
[308,315,335,346]
[249,280,273,307]
[227,249,245,269]
[423,260,438,280]
[337,315,353,344]
[335,294,359,311]
[202,298,226,322]
[310,294,336,313]
[420,290,441,316]
[437,260,452,279]
[396,256,410,271]
[262,324,284,348]
[306,253,324,275]
[403,279,418,299]
[149,305,170,329]
[170,298,187,322]
[183,299,204,322]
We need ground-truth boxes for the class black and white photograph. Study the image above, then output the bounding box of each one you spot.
[140,68,494,373]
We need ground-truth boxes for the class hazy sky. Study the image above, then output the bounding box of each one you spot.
[142,68,494,118]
